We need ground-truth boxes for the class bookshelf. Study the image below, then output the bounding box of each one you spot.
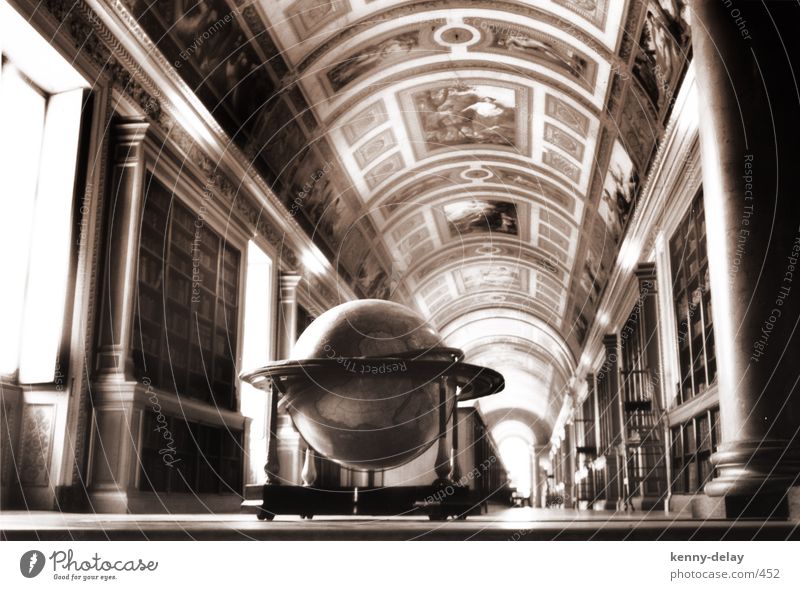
[669,190,717,406]
[133,173,240,410]
[669,407,719,494]
[138,411,243,494]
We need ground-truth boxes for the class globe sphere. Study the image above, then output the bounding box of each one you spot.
[283,299,455,470]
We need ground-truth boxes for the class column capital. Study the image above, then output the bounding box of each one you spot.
[112,119,149,145]
[279,273,303,299]
[278,273,303,359]
[634,262,658,294]
[602,333,618,352]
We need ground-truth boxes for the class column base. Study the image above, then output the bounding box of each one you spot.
[705,441,800,497]
[632,495,666,512]
[88,489,242,513]
[720,487,800,521]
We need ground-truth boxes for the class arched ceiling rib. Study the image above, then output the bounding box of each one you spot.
[128,0,693,443]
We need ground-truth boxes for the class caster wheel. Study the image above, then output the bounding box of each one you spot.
[259,512,275,521]
[457,514,468,520]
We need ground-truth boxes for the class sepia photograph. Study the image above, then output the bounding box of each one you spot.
[1,0,799,588]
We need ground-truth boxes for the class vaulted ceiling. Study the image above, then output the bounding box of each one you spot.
[129,0,692,443]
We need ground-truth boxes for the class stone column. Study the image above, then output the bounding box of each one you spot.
[635,263,668,509]
[96,120,149,377]
[635,263,664,411]
[690,0,800,516]
[601,334,625,510]
[587,373,602,508]
[530,445,538,508]
[277,274,303,360]
[564,422,575,508]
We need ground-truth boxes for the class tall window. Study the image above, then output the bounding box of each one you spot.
[132,174,240,409]
[0,6,88,384]
[240,241,273,484]
[669,190,717,405]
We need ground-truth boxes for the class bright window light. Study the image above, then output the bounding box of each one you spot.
[241,241,273,483]
[18,89,83,382]
[301,246,327,275]
[0,1,87,381]
[498,436,532,498]
[0,67,46,374]
[0,0,87,94]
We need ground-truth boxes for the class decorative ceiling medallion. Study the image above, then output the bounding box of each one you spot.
[539,223,571,251]
[364,152,404,190]
[339,100,388,145]
[353,128,397,169]
[477,244,503,256]
[396,225,429,252]
[543,123,585,161]
[433,23,481,48]
[465,18,598,93]
[539,207,574,236]
[542,150,581,183]
[545,94,590,137]
[391,212,426,242]
[461,167,493,181]
[399,79,532,159]
[286,0,351,39]
[538,236,569,265]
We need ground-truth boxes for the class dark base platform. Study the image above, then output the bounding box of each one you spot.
[242,484,486,521]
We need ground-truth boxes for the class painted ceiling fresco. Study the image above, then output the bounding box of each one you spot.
[126,0,692,441]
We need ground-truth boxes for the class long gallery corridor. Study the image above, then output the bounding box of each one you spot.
[1,0,800,543]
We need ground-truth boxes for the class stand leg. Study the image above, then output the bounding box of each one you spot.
[450,388,461,482]
[264,380,281,485]
[434,377,454,487]
[302,447,317,487]
[258,381,281,521]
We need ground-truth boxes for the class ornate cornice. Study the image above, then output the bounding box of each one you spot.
[295,0,618,73]
[38,0,362,280]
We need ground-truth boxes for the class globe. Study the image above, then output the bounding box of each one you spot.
[286,299,455,470]
[241,299,504,472]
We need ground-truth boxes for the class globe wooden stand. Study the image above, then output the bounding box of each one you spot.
[241,297,504,523]
[248,375,486,521]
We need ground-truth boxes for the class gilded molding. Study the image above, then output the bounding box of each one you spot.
[41,0,304,270]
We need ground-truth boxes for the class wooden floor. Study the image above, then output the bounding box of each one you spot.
[2,508,799,540]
